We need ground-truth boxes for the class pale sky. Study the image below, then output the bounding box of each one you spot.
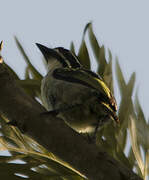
[1,0,149,118]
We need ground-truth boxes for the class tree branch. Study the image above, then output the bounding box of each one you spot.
[0,62,142,180]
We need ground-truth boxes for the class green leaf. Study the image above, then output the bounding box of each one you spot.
[87,23,108,76]
[70,42,75,54]
[127,72,136,96]
[135,94,146,122]
[103,59,113,93]
[144,151,149,180]
[108,48,112,61]
[14,37,42,80]
[78,40,90,69]
[135,94,149,150]
[129,116,144,178]
[16,79,41,91]
[97,45,108,76]
[116,128,127,155]
[128,148,136,169]
[116,72,136,154]
[115,58,126,97]
[118,72,135,128]
[88,23,101,61]
[82,22,91,37]
[25,66,30,79]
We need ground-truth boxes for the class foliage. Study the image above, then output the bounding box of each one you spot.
[0,23,149,180]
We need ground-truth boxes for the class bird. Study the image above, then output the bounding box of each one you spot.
[36,43,119,140]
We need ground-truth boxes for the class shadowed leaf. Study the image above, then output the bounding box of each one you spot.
[103,59,113,93]
[116,72,136,155]
[135,94,149,150]
[88,23,101,61]
[129,116,144,178]
[108,49,112,61]
[78,40,90,69]
[118,72,135,128]
[97,45,108,76]
[70,42,75,54]
[128,148,136,169]
[115,58,126,96]
[16,79,41,93]
[127,72,136,96]
[14,37,42,80]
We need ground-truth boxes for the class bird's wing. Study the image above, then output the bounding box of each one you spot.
[53,67,117,112]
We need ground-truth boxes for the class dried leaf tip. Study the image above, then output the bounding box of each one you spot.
[0,41,4,63]
[0,56,3,63]
[0,41,3,51]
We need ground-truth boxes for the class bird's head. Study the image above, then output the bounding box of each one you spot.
[36,43,81,70]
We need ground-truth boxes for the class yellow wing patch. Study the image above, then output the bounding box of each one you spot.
[101,102,113,112]
[95,77,111,98]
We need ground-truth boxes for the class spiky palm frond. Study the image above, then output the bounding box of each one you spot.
[0,23,148,180]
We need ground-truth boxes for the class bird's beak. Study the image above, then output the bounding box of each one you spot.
[36,43,55,63]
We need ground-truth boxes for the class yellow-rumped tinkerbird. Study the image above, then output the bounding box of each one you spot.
[36,43,119,140]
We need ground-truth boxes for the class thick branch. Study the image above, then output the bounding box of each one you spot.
[0,62,142,180]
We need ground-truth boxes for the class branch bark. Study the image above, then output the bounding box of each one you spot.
[0,62,142,180]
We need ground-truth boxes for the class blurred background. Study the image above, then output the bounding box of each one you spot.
[1,0,148,118]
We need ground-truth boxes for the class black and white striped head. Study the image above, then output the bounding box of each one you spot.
[36,43,82,70]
